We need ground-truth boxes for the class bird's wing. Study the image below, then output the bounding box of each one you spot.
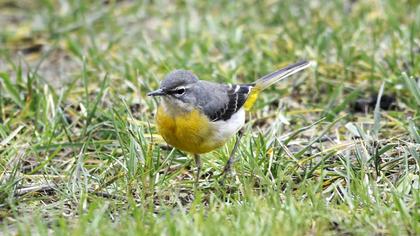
[202,84,254,122]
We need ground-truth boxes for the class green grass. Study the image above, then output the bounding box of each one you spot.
[0,0,419,235]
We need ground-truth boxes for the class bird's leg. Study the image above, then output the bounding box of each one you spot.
[194,154,201,186]
[221,129,244,177]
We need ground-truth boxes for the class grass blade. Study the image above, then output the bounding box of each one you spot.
[373,82,385,137]
[401,72,420,107]
[0,72,23,107]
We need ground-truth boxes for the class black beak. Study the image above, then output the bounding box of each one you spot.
[147,88,166,96]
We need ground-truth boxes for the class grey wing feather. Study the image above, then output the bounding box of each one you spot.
[196,81,253,121]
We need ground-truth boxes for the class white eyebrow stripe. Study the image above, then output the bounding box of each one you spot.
[171,85,186,91]
[234,85,240,93]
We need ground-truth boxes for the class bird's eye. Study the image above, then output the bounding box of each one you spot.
[173,88,186,97]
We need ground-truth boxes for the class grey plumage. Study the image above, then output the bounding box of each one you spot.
[188,80,237,121]
[160,70,198,90]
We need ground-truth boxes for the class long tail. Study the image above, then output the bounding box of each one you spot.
[244,60,312,110]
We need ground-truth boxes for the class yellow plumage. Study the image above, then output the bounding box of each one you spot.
[156,106,225,154]
[243,87,261,111]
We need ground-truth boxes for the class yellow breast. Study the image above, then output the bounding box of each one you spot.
[156,106,225,154]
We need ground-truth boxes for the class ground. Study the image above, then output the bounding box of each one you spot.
[0,0,419,235]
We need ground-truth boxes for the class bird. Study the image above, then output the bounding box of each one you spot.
[148,60,312,183]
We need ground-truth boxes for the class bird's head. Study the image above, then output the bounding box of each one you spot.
[148,70,199,112]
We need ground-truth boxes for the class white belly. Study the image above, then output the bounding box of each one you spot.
[209,108,245,144]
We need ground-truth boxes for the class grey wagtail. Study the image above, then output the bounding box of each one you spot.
[148,60,312,182]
